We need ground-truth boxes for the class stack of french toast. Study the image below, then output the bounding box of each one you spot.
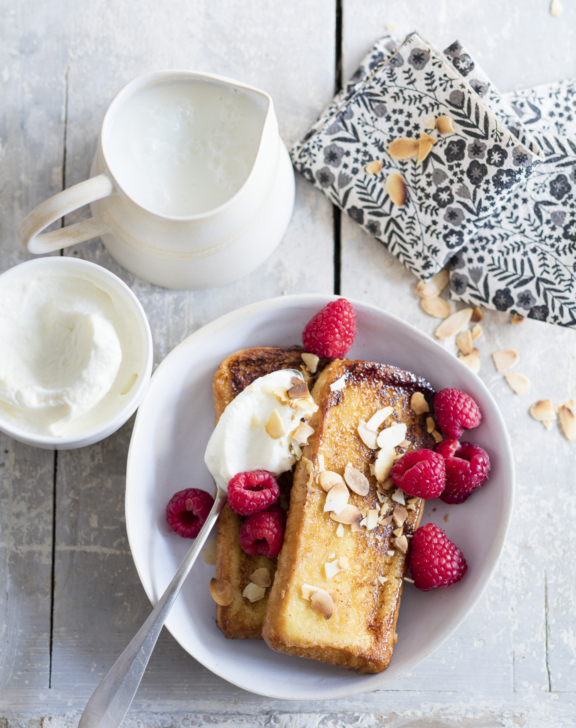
[212,345,435,674]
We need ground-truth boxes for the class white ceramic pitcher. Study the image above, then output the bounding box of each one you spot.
[19,71,295,290]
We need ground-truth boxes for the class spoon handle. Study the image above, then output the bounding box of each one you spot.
[79,487,227,728]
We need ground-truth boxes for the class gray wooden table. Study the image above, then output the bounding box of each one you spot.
[1,1,576,725]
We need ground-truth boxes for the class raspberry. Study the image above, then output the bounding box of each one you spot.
[434,388,482,440]
[391,449,446,499]
[239,504,285,559]
[302,298,356,359]
[409,523,468,590]
[166,488,214,538]
[436,439,490,504]
[227,470,280,516]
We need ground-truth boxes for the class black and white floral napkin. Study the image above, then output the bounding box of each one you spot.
[291,30,543,280]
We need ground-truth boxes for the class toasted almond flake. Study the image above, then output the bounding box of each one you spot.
[393,527,404,537]
[530,399,557,421]
[432,429,443,443]
[381,513,393,524]
[378,576,388,585]
[376,491,385,504]
[456,329,474,355]
[366,406,394,431]
[319,470,345,492]
[416,270,449,299]
[301,584,327,600]
[300,365,312,382]
[366,509,379,531]
[243,582,266,602]
[504,372,531,395]
[251,413,262,429]
[471,324,483,340]
[292,421,315,445]
[559,405,576,441]
[492,349,519,372]
[387,550,395,557]
[551,0,563,16]
[331,504,362,525]
[202,539,218,565]
[311,589,334,619]
[301,352,319,373]
[274,387,289,404]
[375,447,396,483]
[336,524,344,537]
[421,296,451,318]
[323,482,350,514]
[459,349,480,374]
[393,505,408,526]
[406,503,416,511]
[417,132,437,163]
[210,578,234,606]
[393,535,409,553]
[338,556,349,569]
[388,137,419,159]
[360,507,369,518]
[398,439,410,448]
[265,409,286,439]
[317,454,325,472]
[391,488,406,505]
[287,379,310,399]
[325,559,343,580]
[358,419,378,449]
[377,423,407,449]
[436,115,455,134]
[425,117,436,130]
[351,522,362,532]
[249,567,271,588]
[330,374,347,392]
[511,313,525,325]
[382,477,394,491]
[404,577,415,584]
[370,463,376,477]
[365,159,383,175]
[426,416,435,434]
[329,552,335,559]
[344,463,370,496]
[385,173,407,206]
[543,421,553,430]
[471,306,483,323]
[435,308,473,339]
[410,391,430,414]
[407,497,419,505]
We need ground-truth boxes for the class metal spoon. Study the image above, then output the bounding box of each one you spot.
[79,485,227,728]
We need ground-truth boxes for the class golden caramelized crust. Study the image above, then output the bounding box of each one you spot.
[213,346,329,640]
[262,359,436,673]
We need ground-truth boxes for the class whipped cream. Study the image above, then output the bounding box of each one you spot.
[205,369,318,491]
[0,266,145,437]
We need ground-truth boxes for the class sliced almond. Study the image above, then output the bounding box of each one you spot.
[319,470,345,492]
[385,173,407,206]
[471,306,483,323]
[336,523,344,537]
[374,447,396,483]
[471,324,483,340]
[425,117,436,130]
[330,374,347,392]
[492,349,519,372]
[421,296,451,318]
[274,388,289,404]
[416,270,449,299]
[317,453,325,472]
[432,429,443,443]
[202,539,217,565]
[265,409,285,439]
[325,559,343,580]
[436,115,455,134]
[504,372,531,395]
[392,505,408,527]
[381,514,393,525]
[377,423,407,449]
[365,159,383,175]
[344,463,370,496]
[511,313,525,325]
[399,439,410,448]
[435,308,473,339]
[301,584,326,600]
[530,399,557,421]
[210,578,234,606]
[366,508,379,531]
[564,399,575,409]
[388,137,419,159]
[330,504,362,525]
[410,391,430,414]
[249,567,271,588]
[550,0,563,17]
[426,416,435,434]
[559,405,576,441]
[243,582,266,602]
[417,132,437,163]
[338,556,349,569]
[459,348,480,373]
[287,379,310,399]
[310,589,334,619]
[391,488,406,505]
[366,406,394,431]
[358,419,378,449]
[323,481,349,514]
[291,421,314,445]
[456,330,473,355]
[543,420,553,430]
[393,527,404,537]
[301,352,319,374]
[393,535,409,553]
[378,575,388,585]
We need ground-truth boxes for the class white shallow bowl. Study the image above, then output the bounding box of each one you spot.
[125,294,514,701]
[0,257,153,450]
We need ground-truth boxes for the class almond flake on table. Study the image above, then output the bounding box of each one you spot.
[459,348,480,373]
[559,405,576,441]
[471,306,483,323]
[416,269,449,299]
[492,349,519,372]
[436,115,455,134]
[550,0,563,16]
[530,399,557,422]
[388,137,419,159]
[385,173,407,206]
[471,324,483,340]
[417,133,436,163]
[511,313,525,324]
[504,372,531,395]
[456,329,473,355]
[421,296,451,318]
[435,308,473,339]
[365,160,383,175]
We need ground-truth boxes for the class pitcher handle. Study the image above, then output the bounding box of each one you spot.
[19,173,114,254]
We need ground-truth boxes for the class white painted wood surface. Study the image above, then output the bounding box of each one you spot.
[1,0,576,725]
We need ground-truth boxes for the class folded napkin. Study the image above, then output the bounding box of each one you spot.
[292,30,576,327]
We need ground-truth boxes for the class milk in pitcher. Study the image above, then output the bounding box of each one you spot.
[105,78,267,217]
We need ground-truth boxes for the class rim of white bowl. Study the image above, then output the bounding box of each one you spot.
[0,257,153,449]
[126,293,515,700]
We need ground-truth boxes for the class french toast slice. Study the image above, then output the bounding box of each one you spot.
[262,359,436,673]
[213,346,329,640]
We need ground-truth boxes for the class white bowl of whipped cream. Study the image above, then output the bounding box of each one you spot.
[0,257,153,449]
